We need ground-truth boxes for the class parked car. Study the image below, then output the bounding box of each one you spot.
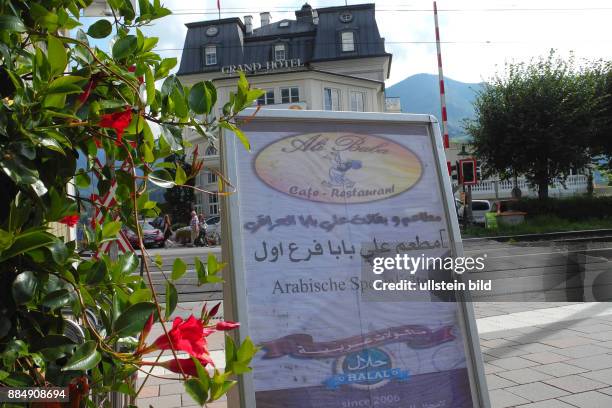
[458,200,491,225]
[123,222,165,248]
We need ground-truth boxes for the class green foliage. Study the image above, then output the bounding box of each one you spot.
[512,196,612,221]
[0,0,262,404]
[465,51,597,199]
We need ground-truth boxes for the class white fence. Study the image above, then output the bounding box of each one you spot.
[455,175,589,200]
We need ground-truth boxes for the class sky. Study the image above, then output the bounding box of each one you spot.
[81,0,612,86]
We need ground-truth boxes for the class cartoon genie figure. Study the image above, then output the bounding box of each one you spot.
[322,151,362,188]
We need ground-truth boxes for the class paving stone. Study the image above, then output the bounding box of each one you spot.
[480,338,520,348]
[599,387,612,396]
[569,324,612,334]
[553,344,611,359]
[521,351,570,364]
[497,368,554,385]
[484,363,506,374]
[566,354,612,371]
[137,394,182,408]
[543,375,608,393]
[539,336,595,348]
[486,374,517,390]
[489,356,539,370]
[488,389,530,408]
[137,385,159,398]
[596,341,612,349]
[559,390,612,408]
[532,362,589,377]
[160,382,186,396]
[515,399,578,408]
[511,343,557,354]
[484,346,529,358]
[580,368,612,385]
[578,331,612,341]
[505,382,569,402]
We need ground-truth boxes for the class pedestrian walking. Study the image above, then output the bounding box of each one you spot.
[189,210,199,246]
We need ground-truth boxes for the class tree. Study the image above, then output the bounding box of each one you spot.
[0,1,263,406]
[465,51,597,199]
[163,154,195,225]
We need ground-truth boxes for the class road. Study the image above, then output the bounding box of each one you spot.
[142,245,223,302]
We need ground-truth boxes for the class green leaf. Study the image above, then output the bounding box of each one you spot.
[220,121,250,151]
[75,170,91,188]
[12,271,39,305]
[171,86,188,118]
[62,340,101,371]
[47,35,67,77]
[184,378,208,406]
[0,231,56,262]
[165,281,178,319]
[113,302,156,336]
[47,75,86,94]
[237,336,257,363]
[129,288,152,304]
[149,169,175,189]
[175,163,187,185]
[42,289,72,310]
[0,16,26,32]
[207,253,225,276]
[188,82,211,114]
[171,258,186,280]
[0,229,14,251]
[154,254,163,268]
[102,221,121,238]
[87,19,112,38]
[112,35,138,60]
[145,65,155,105]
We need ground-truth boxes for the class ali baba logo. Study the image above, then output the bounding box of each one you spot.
[254,133,423,204]
[324,348,410,390]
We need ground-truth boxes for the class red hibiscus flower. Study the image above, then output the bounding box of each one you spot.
[78,77,98,103]
[151,315,208,357]
[59,215,79,227]
[216,321,240,331]
[162,356,214,377]
[128,65,144,84]
[99,107,133,146]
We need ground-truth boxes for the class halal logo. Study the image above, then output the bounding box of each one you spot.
[324,348,410,390]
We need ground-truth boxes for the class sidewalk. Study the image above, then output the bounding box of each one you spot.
[136,302,612,408]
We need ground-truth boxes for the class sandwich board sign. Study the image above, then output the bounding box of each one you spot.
[220,110,489,408]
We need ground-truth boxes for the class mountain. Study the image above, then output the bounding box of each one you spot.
[385,73,483,141]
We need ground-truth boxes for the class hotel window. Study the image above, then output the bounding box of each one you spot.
[281,87,299,103]
[341,31,355,52]
[208,193,219,215]
[350,91,365,112]
[204,45,217,65]
[323,87,340,111]
[257,89,275,105]
[205,145,217,156]
[207,171,218,184]
[274,44,287,61]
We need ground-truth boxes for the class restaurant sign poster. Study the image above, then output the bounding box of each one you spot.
[222,110,487,408]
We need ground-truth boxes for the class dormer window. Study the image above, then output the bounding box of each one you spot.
[205,45,217,66]
[274,44,287,61]
[279,21,290,27]
[341,31,355,52]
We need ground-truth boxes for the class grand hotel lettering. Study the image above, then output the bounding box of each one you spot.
[221,58,304,75]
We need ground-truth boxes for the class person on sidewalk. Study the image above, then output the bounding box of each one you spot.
[189,210,199,247]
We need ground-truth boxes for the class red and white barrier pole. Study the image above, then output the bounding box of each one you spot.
[434,1,450,153]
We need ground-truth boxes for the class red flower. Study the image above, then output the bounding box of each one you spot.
[128,65,144,84]
[78,77,98,103]
[59,215,79,227]
[162,356,214,377]
[99,107,133,146]
[216,321,240,331]
[152,315,208,357]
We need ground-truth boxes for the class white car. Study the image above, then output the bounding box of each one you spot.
[458,200,491,225]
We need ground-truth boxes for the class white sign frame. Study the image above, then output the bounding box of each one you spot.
[220,109,490,408]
